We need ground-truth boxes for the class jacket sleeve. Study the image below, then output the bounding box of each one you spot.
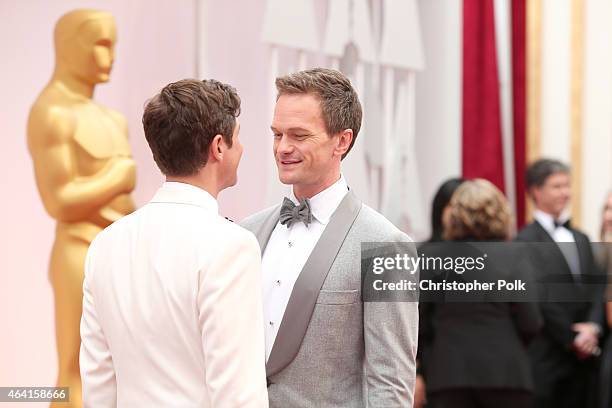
[80,238,117,408]
[197,229,269,408]
[510,249,543,344]
[515,233,576,349]
[580,234,606,329]
[364,238,418,407]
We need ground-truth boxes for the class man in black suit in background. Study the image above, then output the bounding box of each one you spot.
[517,158,605,408]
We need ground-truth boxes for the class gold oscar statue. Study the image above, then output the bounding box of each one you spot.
[27,10,136,406]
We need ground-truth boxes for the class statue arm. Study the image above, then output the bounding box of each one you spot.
[28,110,135,223]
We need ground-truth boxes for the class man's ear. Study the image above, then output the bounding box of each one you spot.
[209,134,224,163]
[335,129,353,158]
[529,186,539,204]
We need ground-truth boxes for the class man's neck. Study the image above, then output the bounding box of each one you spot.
[534,206,562,220]
[293,173,341,201]
[166,174,219,199]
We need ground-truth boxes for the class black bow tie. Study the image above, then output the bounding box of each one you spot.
[279,197,312,228]
[554,219,571,229]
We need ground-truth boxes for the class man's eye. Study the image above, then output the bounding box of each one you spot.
[273,133,282,138]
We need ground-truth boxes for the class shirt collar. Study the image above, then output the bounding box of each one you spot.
[150,182,218,214]
[289,175,349,225]
[534,208,570,234]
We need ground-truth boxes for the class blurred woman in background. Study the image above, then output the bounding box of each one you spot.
[598,191,612,408]
[415,177,464,408]
[419,179,541,408]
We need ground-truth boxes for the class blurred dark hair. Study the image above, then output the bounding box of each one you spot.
[526,158,570,189]
[429,177,465,242]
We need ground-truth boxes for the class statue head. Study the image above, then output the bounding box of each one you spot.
[53,9,117,85]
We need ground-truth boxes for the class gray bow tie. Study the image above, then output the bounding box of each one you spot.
[279,197,313,228]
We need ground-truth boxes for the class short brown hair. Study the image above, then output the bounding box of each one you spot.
[444,179,512,241]
[142,79,240,176]
[275,68,362,159]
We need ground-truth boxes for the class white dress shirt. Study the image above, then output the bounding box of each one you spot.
[534,209,574,243]
[261,175,349,360]
[80,182,268,408]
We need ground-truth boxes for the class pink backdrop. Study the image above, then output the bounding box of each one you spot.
[203,0,276,216]
[0,0,196,395]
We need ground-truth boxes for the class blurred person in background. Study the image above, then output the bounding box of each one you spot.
[420,179,542,408]
[427,178,466,243]
[517,159,605,408]
[598,191,612,408]
[415,177,465,408]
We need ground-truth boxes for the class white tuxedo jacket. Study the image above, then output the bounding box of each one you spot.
[80,182,268,407]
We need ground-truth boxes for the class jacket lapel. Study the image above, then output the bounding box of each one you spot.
[266,191,362,377]
[572,230,590,279]
[532,221,578,281]
[532,220,555,243]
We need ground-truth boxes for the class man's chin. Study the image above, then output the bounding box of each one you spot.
[552,205,568,217]
[557,202,570,212]
[278,173,297,186]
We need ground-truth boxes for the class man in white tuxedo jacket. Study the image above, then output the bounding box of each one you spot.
[241,68,418,407]
[80,79,268,407]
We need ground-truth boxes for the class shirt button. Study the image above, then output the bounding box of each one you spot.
[288,241,293,248]
[269,321,274,326]
[276,280,282,286]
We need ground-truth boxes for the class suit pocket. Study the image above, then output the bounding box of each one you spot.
[316,289,360,305]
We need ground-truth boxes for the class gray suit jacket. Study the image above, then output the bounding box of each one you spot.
[241,191,418,408]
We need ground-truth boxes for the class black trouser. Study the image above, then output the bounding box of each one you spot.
[535,359,599,408]
[429,388,534,408]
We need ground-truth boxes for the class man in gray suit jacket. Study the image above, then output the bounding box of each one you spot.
[241,68,417,407]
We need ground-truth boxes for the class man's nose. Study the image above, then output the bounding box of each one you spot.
[276,135,294,154]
